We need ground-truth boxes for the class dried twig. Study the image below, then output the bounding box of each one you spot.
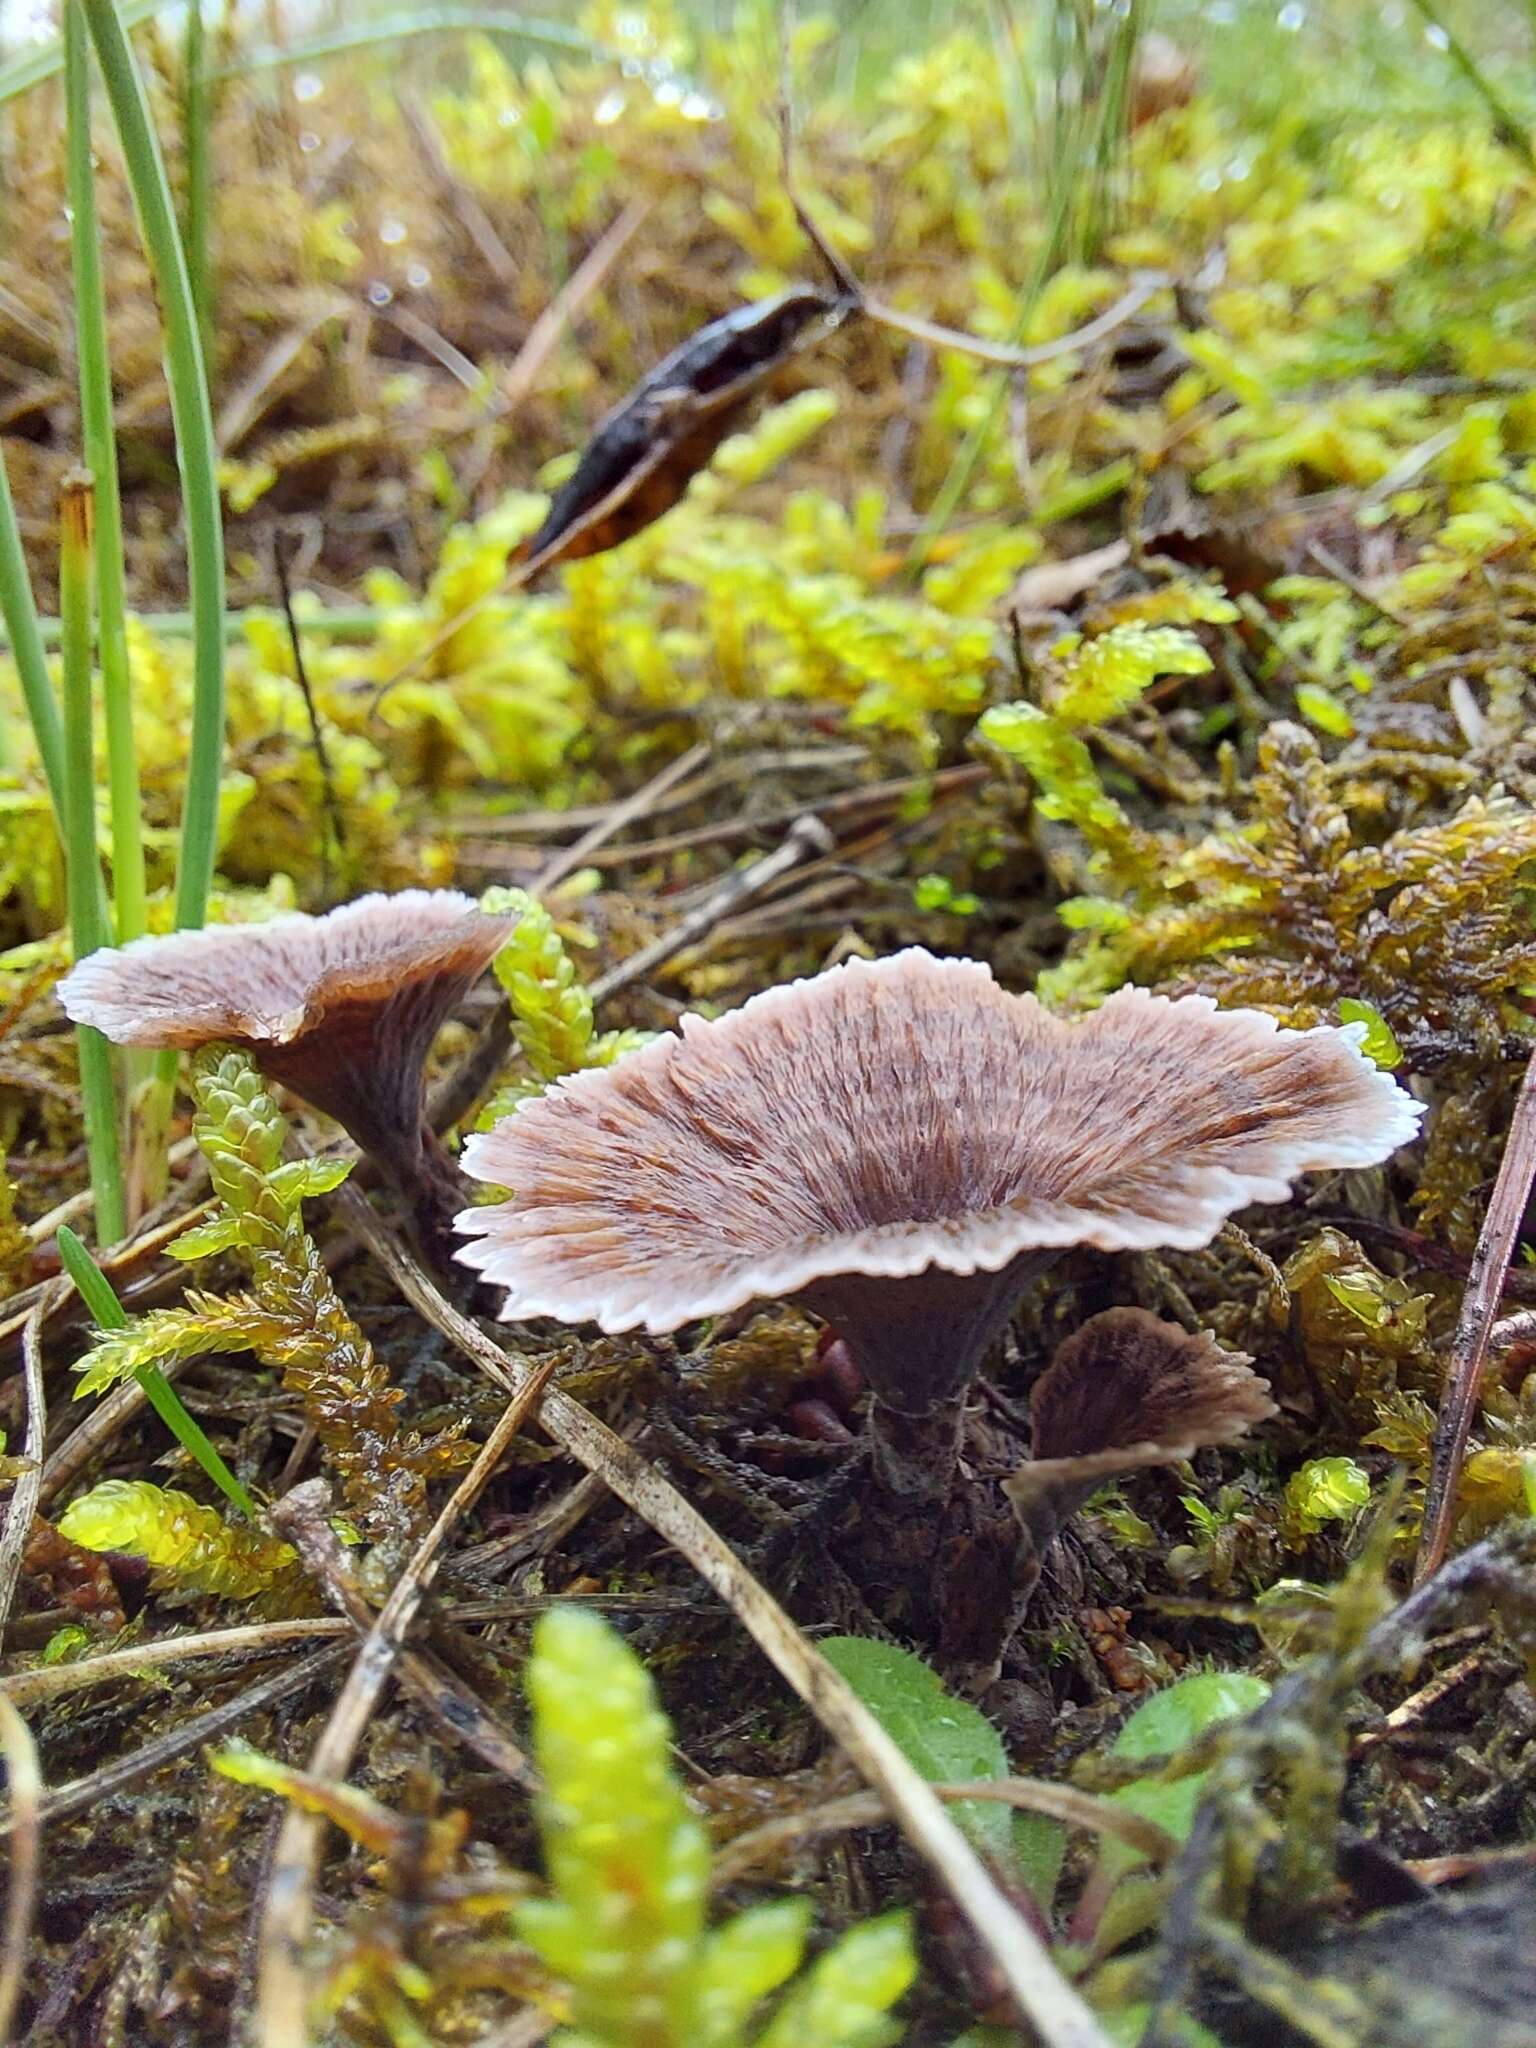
[256,1361,556,2046]
[0,1643,349,1840]
[860,276,1166,370]
[584,812,834,992]
[340,1191,1113,2048]
[1416,1049,1536,1581]
[533,738,710,894]
[0,1618,348,1708]
[712,1774,1177,1887]
[0,1287,55,1651]
[430,805,836,1138]
[500,199,651,415]
[397,90,519,291]
[0,1694,40,2040]
[267,1485,534,1784]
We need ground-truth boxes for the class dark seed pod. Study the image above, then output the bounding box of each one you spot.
[516,286,848,576]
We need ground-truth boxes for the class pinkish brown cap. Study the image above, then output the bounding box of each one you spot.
[456,949,1420,1412]
[57,891,514,1168]
[1003,1307,1274,1543]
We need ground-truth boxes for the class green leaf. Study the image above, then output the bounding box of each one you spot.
[750,1914,915,2048]
[690,1901,810,2047]
[167,1212,244,1260]
[1101,1671,1270,1877]
[1013,1808,1068,1910]
[1099,2007,1222,2047]
[1052,624,1212,726]
[1295,682,1355,737]
[1337,998,1403,1069]
[269,1155,355,1205]
[819,1637,1016,1862]
[1283,1456,1371,1533]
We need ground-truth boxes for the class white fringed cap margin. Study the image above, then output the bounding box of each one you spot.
[454,949,1423,1334]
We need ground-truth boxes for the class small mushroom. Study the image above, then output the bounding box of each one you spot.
[455,948,1418,1657]
[58,891,514,1268]
[1003,1307,1277,1559]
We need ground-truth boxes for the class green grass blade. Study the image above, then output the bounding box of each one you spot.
[181,0,214,364]
[58,475,126,1248]
[56,1224,260,1519]
[211,7,606,80]
[0,0,162,104]
[0,453,68,816]
[80,0,226,938]
[65,0,148,949]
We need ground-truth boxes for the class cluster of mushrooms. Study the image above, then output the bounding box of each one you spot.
[60,892,1421,1675]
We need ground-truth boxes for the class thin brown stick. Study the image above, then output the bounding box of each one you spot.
[0,1619,348,1708]
[341,1194,1113,2048]
[584,813,835,994]
[256,1361,557,2047]
[712,1774,1176,1886]
[458,763,990,873]
[0,1286,56,1651]
[0,1190,214,1353]
[267,1487,533,1783]
[0,1695,41,2041]
[0,1644,348,1840]
[1416,1050,1536,1581]
[861,277,1166,369]
[25,1135,201,1244]
[533,739,711,894]
[1350,1648,1487,1754]
[397,90,519,292]
[448,1461,620,1578]
[500,199,651,415]
[430,807,837,1138]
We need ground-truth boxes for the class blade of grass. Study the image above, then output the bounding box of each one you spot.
[0,0,162,104]
[80,0,226,938]
[0,454,66,809]
[58,473,126,1249]
[65,0,148,949]
[1403,0,1534,167]
[211,6,606,79]
[8,604,384,649]
[56,1222,260,1520]
[181,0,214,363]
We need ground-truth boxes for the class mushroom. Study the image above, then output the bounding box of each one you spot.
[1003,1307,1277,1564]
[58,891,514,1268]
[455,948,1418,1655]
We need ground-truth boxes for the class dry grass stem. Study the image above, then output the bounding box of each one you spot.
[256,1360,558,2046]
[0,1694,41,2041]
[0,1288,55,1649]
[0,1618,349,1707]
[0,1644,349,1841]
[1417,1048,1536,1580]
[712,1774,1177,1886]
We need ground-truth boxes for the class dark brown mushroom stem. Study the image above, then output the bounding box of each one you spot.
[803,1250,1056,1505]
[251,1007,472,1274]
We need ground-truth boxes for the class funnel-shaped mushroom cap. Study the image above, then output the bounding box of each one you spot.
[1004,1308,1275,1541]
[58,892,514,1164]
[457,950,1419,1410]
